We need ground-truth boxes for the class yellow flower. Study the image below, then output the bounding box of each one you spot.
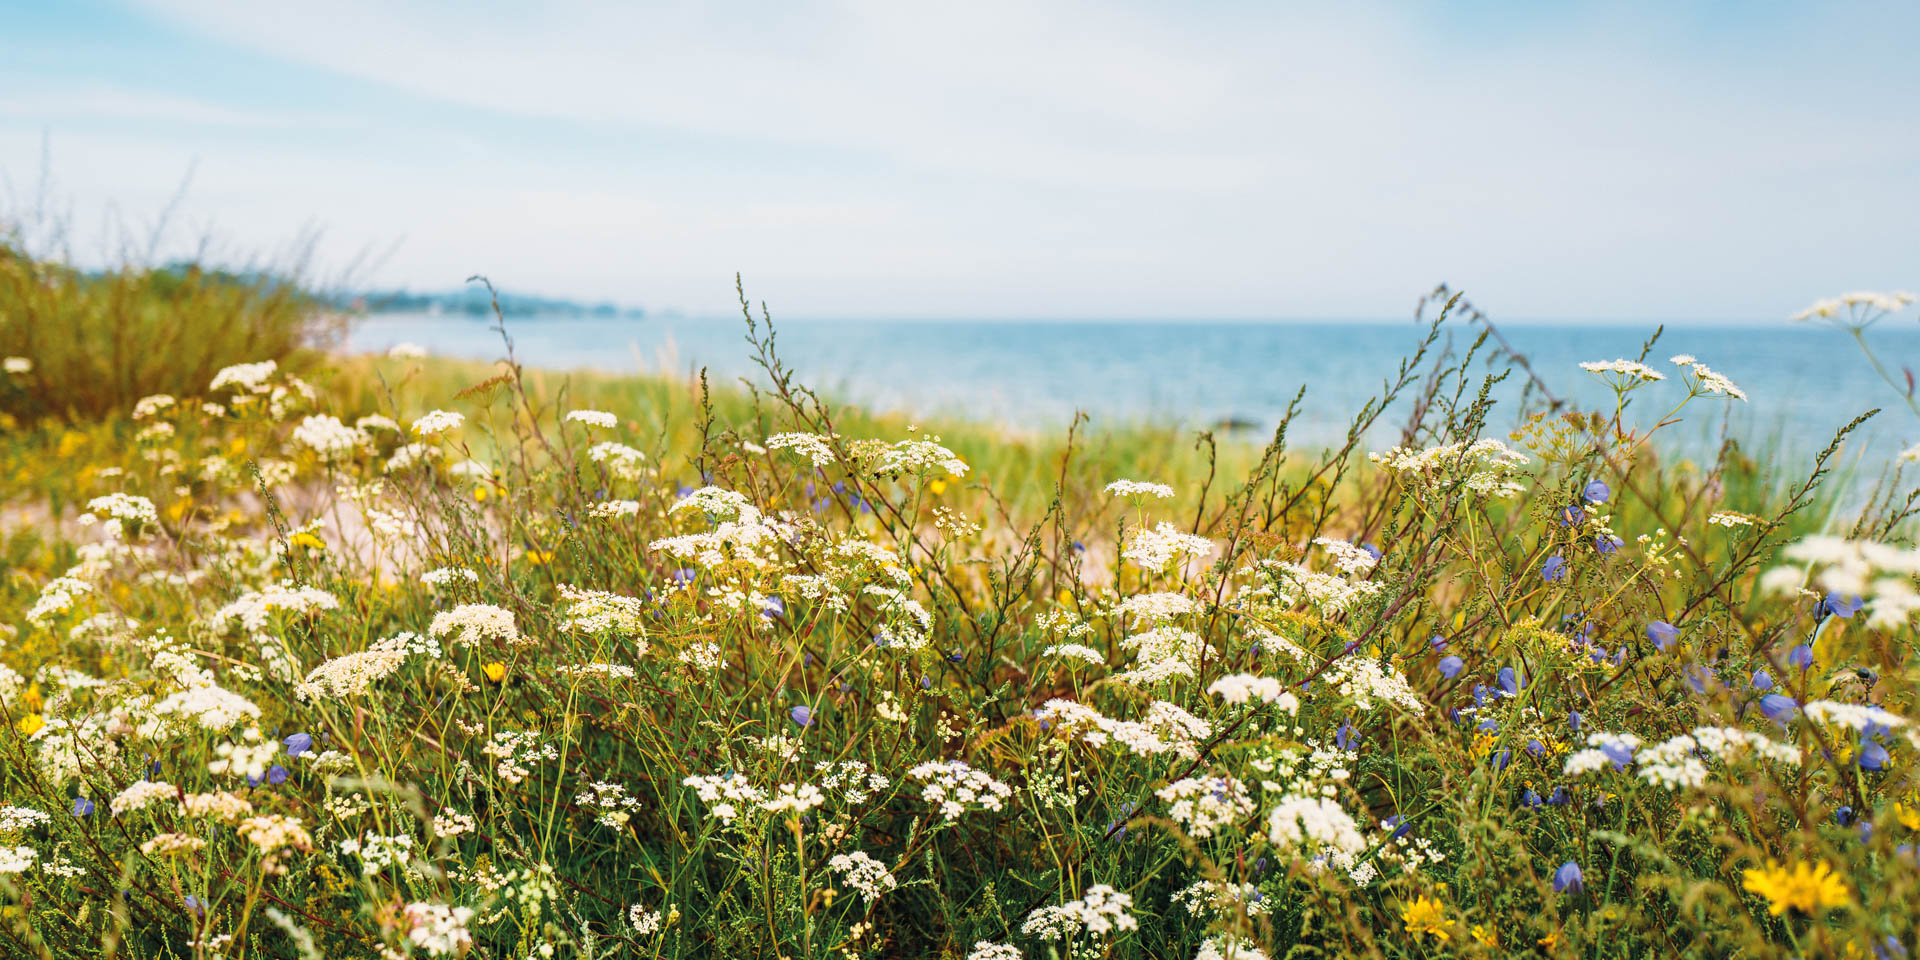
[1894,801,1920,832]
[14,713,44,737]
[482,662,507,683]
[524,549,553,565]
[1469,924,1498,947]
[1538,930,1559,950]
[928,479,947,495]
[1741,860,1851,916]
[474,486,489,503]
[288,531,326,551]
[1400,894,1453,942]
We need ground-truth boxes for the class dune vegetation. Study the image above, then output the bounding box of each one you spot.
[1,259,1918,960]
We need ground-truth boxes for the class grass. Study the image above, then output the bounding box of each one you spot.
[0,258,1917,960]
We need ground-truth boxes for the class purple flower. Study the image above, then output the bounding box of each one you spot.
[1527,739,1546,757]
[1542,554,1568,582]
[1553,860,1584,894]
[1335,721,1359,752]
[1582,480,1611,504]
[1759,694,1798,722]
[1522,788,1543,808]
[1859,740,1890,771]
[1595,534,1623,555]
[1789,644,1814,670]
[71,796,94,817]
[1683,664,1716,695]
[1429,634,1448,651]
[283,732,313,757]
[1751,669,1773,691]
[183,895,206,918]
[1601,741,1635,770]
[760,596,786,619]
[1437,655,1464,678]
[1820,593,1865,619]
[1558,505,1585,527]
[1361,543,1383,561]
[1646,621,1678,651]
[789,705,812,728]
[1568,710,1583,732]
[267,765,288,785]
[1385,815,1412,840]
[920,675,933,690]
[1498,667,1521,697]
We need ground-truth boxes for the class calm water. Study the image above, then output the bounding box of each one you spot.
[348,315,1920,461]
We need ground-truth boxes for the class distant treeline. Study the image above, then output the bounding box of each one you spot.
[335,287,645,318]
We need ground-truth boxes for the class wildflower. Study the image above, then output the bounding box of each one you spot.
[1021,884,1137,941]
[1497,667,1521,697]
[1820,592,1864,619]
[1789,644,1814,670]
[429,604,520,647]
[1553,860,1584,894]
[766,432,836,466]
[2,357,31,374]
[387,342,427,359]
[1741,860,1851,915]
[1751,669,1773,691]
[70,796,93,817]
[1541,554,1568,582]
[826,851,898,902]
[1582,479,1611,503]
[1646,621,1678,651]
[1400,894,1452,941]
[790,705,812,727]
[966,944,1023,960]
[402,902,476,957]
[411,409,465,437]
[566,409,618,428]
[1105,478,1176,499]
[1596,533,1623,554]
[1759,694,1798,722]
[482,661,507,683]
[209,360,276,392]
[291,414,369,460]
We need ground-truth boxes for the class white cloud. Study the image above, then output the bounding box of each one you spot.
[10,1,1917,318]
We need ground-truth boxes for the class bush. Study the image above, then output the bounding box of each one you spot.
[0,243,341,424]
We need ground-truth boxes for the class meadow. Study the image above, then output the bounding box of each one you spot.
[2,257,1919,960]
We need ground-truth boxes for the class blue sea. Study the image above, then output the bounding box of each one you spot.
[347,315,1920,463]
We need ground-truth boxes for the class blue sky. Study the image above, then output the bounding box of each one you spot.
[1,0,1915,320]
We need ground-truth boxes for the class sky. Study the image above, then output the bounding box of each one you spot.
[1,0,1915,321]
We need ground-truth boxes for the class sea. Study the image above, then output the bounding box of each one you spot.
[346,314,1920,465]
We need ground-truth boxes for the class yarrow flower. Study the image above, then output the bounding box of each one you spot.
[1106,478,1175,499]
[566,409,618,428]
[411,409,465,437]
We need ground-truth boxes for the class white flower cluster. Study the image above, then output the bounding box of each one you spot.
[110,780,178,816]
[587,441,648,480]
[295,632,435,701]
[482,730,558,784]
[402,902,475,957]
[1034,698,1212,760]
[761,783,827,815]
[1313,537,1379,575]
[209,360,277,393]
[874,437,969,477]
[291,414,369,460]
[1669,354,1747,400]
[905,760,1013,821]
[682,774,765,824]
[1196,936,1272,960]
[1115,591,1196,622]
[1156,776,1255,838]
[1021,884,1137,941]
[1106,478,1175,499]
[1321,658,1424,713]
[1121,522,1215,571]
[1207,673,1300,712]
[574,781,643,828]
[827,851,898,902]
[429,603,520,648]
[1113,626,1212,685]
[411,409,465,437]
[1579,358,1667,385]
[1760,535,1920,630]
[1791,290,1915,324]
[1265,793,1366,856]
[566,409,618,428]
[87,492,159,526]
[209,582,339,633]
[766,432,837,466]
[421,566,478,588]
[1369,438,1530,498]
[1250,560,1385,616]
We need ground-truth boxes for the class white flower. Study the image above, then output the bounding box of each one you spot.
[1022,885,1137,940]
[1121,522,1214,571]
[429,604,520,648]
[2,357,31,375]
[400,900,472,955]
[1106,478,1175,499]
[827,851,898,902]
[567,409,618,428]
[411,409,465,437]
[291,414,369,460]
[1207,673,1299,712]
[131,394,176,419]
[387,342,428,359]
[767,432,836,466]
[1266,794,1365,855]
[875,437,969,477]
[966,943,1024,960]
[1578,358,1666,384]
[1156,776,1254,838]
[210,360,276,392]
